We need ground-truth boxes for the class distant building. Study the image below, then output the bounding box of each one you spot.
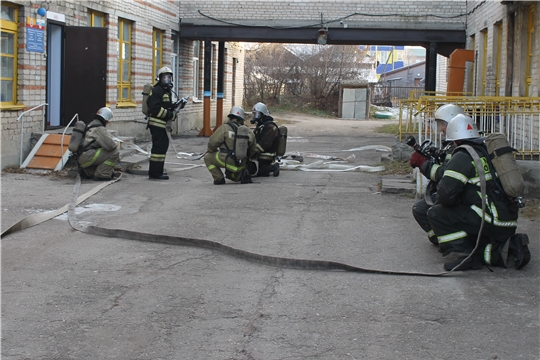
[360,46,426,80]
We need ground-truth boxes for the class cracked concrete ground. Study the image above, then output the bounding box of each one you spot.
[2,113,538,360]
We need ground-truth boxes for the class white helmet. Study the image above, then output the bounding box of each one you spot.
[156,66,173,81]
[445,114,480,141]
[434,104,465,123]
[252,102,269,116]
[96,107,113,122]
[228,106,245,121]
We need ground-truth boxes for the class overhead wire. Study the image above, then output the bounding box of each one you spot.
[195,2,486,30]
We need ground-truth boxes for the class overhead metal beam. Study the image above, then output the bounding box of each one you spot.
[179,24,466,49]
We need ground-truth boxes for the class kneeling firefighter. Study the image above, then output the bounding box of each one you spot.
[77,107,120,181]
[204,106,257,185]
[411,103,465,246]
[426,114,530,271]
[248,102,280,177]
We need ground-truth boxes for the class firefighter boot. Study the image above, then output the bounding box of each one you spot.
[78,167,93,180]
[271,163,280,177]
[214,178,226,185]
[509,234,531,270]
[225,170,235,181]
[444,252,482,271]
[149,174,169,180]
[240,168,252,184]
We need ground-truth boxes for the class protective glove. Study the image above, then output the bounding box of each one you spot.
[409,151,428,169]
[166,120,173,133]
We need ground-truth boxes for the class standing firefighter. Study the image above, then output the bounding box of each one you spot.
[147,66,185,180]
[204,106,257,184]
[426,114,530,271]
[248,102,280,177]
[411,104,465,246]
[78,107,120,181]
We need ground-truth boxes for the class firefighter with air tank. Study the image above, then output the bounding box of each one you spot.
[410,111,530,271]
[203,106,257,185]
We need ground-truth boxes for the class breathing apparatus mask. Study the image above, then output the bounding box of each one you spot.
[160,73,173,90]
[250,111,263,124]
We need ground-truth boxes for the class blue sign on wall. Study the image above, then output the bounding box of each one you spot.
[26,17,45,53]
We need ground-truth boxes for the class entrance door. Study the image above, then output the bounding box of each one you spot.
[63,26,107,125]
[46,23,63,128]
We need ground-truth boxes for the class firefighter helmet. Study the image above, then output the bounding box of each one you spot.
[434,104,465,123]
[156,66,173,82]
[252,102,269,116]
[228,106,245,121]
[96,107,113,123]
[251,102,269,123]
[445,114,480,141]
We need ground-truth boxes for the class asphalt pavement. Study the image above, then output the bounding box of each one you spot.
[1,115,538,360]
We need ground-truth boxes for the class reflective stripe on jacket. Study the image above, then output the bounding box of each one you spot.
[437,145,518,227]
[147,83,174,129]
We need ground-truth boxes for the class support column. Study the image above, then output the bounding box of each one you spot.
[215,42,225,130]
[425,42,437,93]
[198,40,213,137]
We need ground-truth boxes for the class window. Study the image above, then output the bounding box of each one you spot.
[480,29,487,96]
[525,4,535,96]
[171,32,179,102]
[469,34,476,94]
[193,41,200,99]
[117,18,132,103]
[1,3,19,107]
[88,10,105,27]
[223,48,228,99]
[494,22,502,96]
[152,28,163,82]
[211,43,216,99]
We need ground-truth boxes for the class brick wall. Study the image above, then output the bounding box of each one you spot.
[1,0,245,168]
[180,1,468,28]
[464,1,539,97]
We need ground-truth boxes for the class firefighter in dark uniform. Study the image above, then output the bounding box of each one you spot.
[411,104,465,245]
[248,102,280,177]
[204,106,257,184]
[422,114,530,271]
[78,107,120,181]
[147,66,184,180]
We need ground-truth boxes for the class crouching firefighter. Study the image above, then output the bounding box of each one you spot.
[411,103,465,246]
[76,107,120,181]
[248,102,281,177]
[426,114,530,271]
[204,106,257,185]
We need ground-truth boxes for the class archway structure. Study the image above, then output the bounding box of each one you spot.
[179,1,469,133]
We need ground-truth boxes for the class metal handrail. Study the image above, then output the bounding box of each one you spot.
[60,114,79,168]
[18,103,48,166]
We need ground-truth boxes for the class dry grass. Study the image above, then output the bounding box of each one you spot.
[375,160,412,176]
[2,165,27,174]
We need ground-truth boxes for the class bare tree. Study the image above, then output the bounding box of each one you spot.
[291,45,370,111]
[244,43,301,106]
[244,43,370,113]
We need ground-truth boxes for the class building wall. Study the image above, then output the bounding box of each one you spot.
[464,1,539,97]
[436,55,448,93]
[1,0,244,168]
[180,1,468,28]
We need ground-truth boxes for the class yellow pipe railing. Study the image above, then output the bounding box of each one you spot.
[398,96,540,160]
